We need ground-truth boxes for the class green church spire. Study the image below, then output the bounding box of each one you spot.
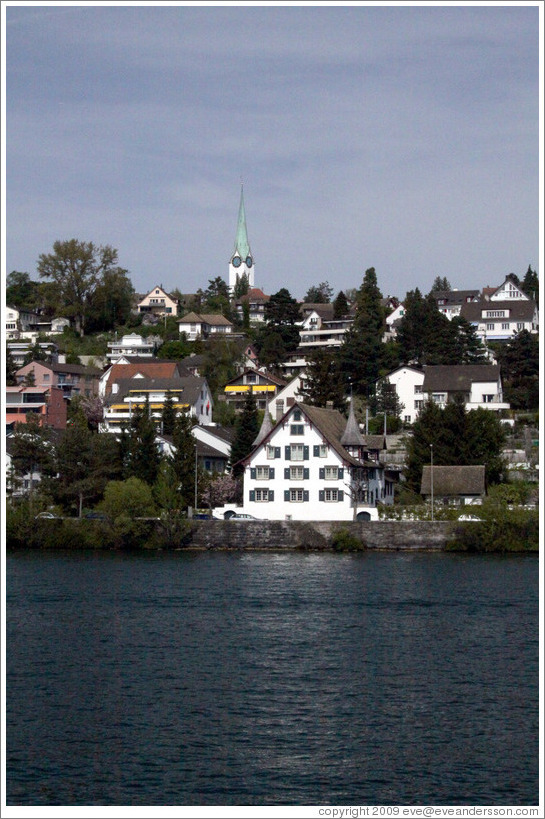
[233,184,251,260]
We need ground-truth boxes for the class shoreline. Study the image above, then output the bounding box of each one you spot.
[7,518,539,553]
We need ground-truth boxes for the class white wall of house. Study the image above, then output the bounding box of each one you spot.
[137,286,178,315]
[490,280,529,301]
[474,307,538,342]
[384,367,425,425]
[238,407,392,521]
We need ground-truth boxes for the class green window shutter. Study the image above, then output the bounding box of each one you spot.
[284,468,290,479]
[313,445,320,456]
[338,468,344,479]
[303,468,309,480]
[285,446,291,461]
[303,445,309,460]
[250,468,256,479]
[269,490,274,502]
[275,447,281,458]
[269,467,275,479]
[319,468,325,479]
[303,490,309,502]
[338,490,344,501]
[284,490,290,502]
[249,490,255,502]
[319,490,324,502]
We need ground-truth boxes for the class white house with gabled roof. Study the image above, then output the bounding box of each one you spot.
[233,400,396,521]
[381,365,425,425]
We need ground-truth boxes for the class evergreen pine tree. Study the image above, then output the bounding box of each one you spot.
[301,348,346,410]
[127,397,161,485]
[339,267,384,396]
[171,411,197,507]
[6,348,18,386]
[230,391,259,476]
[332,289,349,318]
[161,390,177,435]
[521,265,539,302]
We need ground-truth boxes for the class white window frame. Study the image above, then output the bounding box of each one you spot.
[266,446,276,460]
[290,488,304,502]
[317,445,328,458]
[324,488,339,502]
[256,466,270,480]
[255,488,270,502]
[291,444,304,461]
[290,466,304,481]
[324,466,338,480]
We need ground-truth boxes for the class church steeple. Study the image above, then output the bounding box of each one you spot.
[229,184,255,291]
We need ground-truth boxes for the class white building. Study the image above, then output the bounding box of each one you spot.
[178,312,233,341]
[422,365,510,412]
[383,365,425,425]
[233,401,395,521]
[106,333,157,361]
[137,286,179,317]
[100,376,214,433]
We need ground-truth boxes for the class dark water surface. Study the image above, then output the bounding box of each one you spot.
[6,549,539,806]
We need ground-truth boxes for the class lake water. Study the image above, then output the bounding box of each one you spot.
[5,549,540,807]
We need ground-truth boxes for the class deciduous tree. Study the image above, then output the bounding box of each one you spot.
[37,239,131,336]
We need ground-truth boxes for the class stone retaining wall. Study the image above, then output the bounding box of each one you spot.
[187,520,453,551]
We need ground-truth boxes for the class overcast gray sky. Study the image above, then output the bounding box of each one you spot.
[4,2,540,301]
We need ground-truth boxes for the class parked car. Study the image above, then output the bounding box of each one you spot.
[458,515,482,522]
[35,511,60,519]
[85,511,107,520]
[193,513,218,520]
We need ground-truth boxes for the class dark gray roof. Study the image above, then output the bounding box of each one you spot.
[420,465,486,496]
[340,400,365,446]
[433,289,479,305]
[105,376,206,406]
[423,365,501,392]
[460,299,537,322]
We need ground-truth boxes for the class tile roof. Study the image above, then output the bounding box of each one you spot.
[460,299,537,322]
[420,465,486,496]
[105,376,206,406]
[422,365,501,392]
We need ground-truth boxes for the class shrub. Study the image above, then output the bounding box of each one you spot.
[331,528,366,552]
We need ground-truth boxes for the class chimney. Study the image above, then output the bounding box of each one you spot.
[276,399,284,422]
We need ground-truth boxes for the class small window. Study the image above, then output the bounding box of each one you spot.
[502,323,510,330]
[414,384,422,394]
[324,488,339,502]
[486,323,494,331]
[255,488,270,502]
[290,425,304,435]
[256,466,270,480]
[291,444,304,461]
[290,488,304,502]
[318,445,327,458]
[324,466,338,480]
[290,466,304,481]
[267,446,276,460]
[293,409,302,421]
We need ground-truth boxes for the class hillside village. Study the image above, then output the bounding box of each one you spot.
[5,190,540,533]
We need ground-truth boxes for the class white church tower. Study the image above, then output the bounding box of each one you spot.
[229,184,255,293]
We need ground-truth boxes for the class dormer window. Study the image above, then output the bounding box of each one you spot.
[293,409,302,421]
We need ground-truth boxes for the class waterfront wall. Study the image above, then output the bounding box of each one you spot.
[186,520,453,551]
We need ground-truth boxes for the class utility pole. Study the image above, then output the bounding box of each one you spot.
[430,444,434,522]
